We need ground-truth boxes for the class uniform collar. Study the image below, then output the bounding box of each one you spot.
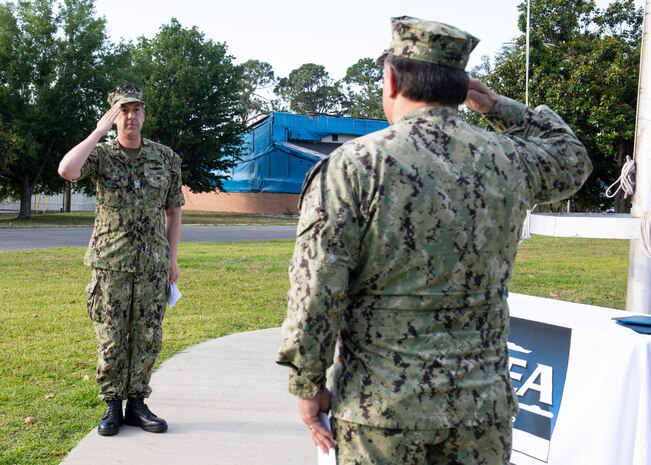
[397,105,459,123]
[108,137,151,149]
[108,138,154,164]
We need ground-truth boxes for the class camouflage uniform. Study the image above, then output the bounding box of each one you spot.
[79,137,184,401]
[277,16,592,465]
[331,418,512,465]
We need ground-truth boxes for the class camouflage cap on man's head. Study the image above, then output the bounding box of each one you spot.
[107,83,145,106]
[378,16,480,70]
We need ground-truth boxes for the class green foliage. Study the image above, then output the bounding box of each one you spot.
[0,117,20,199]
[3,0,641,221]
[247,58,386,120]
[0,7,247,213]
[342,58,385,119]
[275,63,343,114]
[135,19,246,192]
[475,0,642,212]
[240,59,277,124]
[0,0,114,219]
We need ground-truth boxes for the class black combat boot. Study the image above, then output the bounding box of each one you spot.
[97,399,123,436]
[124,397,168,433]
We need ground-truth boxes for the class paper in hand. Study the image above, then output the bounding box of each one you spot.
[168,282,182,308]
[317,412,336,465]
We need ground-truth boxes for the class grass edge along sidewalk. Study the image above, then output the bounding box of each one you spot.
[0,236,629,464]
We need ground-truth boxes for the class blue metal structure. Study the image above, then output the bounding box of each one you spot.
[222,112,389,193]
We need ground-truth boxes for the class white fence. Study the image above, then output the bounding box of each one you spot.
[0,192,96,213]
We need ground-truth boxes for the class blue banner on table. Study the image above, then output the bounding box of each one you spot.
[508,318,572,463]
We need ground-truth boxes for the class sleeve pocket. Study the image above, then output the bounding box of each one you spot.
[85,278,102,322]
[296,205,324,237]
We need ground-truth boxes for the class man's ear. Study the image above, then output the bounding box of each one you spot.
[385,66,399,99]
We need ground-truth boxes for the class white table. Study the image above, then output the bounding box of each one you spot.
[507,293,651,465]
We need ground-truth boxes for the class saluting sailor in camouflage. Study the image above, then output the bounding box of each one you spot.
[277,15,592,465]
[75,85,185,401]
[79,138,184,400]
[79,138,184,273]
[278,93,591,423]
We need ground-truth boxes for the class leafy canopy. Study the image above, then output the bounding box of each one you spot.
[473,0,642,212]
[0,0,112,218]
[135,19,246,192]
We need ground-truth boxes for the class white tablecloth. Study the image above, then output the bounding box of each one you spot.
[508,293,651,465]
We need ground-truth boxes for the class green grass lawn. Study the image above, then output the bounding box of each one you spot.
[510,236,629,309]
[0,235,630,464]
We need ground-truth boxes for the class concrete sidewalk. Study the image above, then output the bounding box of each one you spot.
[61,328,316,465]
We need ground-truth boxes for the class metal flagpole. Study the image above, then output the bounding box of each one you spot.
[626,0,651,314]
[526,0,531,106]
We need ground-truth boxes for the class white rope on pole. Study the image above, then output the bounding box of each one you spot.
[520,204,538,242]
[602,156,651,257]
[605,155,636,199]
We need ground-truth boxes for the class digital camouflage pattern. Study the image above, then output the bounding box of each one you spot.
[78,137,184,400]
[107,83,145,106]
[378,16,479,69]
[86,268,168,400]
[277,96,592,429]
[78,138,185,272]
[332,417,512,465]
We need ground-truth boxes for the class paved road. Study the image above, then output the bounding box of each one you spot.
[0,225,296,252]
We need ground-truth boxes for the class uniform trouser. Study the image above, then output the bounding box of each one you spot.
[332,417,512,465]
[86,268,168,401]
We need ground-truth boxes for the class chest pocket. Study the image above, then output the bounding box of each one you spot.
[96,173,129,208]
[143,162,170,205]
[145,165,168,187]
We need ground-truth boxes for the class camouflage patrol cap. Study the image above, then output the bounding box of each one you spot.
[107,83,145,106]
[378,16,480,70]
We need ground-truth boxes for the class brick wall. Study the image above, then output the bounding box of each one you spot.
[181,187,300,215]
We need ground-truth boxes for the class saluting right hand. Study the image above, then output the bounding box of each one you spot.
[58,103,122,181]
[95,103,121,136]
[465,78,499,114]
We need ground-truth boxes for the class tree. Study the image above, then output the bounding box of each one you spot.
[0,0,112,219]
[0,117,19,200]
[135,19,246,192]
[240,59,277,124]
[275,63,343,114]
[342,58,385,119]
[475,0,642,212]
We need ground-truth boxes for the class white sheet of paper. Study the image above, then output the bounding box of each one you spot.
[317,412,336,465]
[168,283,182,307]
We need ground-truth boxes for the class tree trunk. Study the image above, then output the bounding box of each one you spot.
[63,182,71,213]
[17,144,53,219]
[18,176,33,220]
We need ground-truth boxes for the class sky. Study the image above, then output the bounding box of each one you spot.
[93,0,645,81]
